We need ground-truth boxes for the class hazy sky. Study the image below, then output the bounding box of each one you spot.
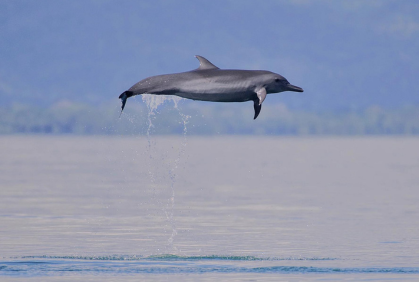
[1,0,418,110]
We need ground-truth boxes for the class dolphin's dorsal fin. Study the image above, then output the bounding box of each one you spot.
[195,55,219,70]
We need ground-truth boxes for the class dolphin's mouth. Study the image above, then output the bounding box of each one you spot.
[287,84,304,92]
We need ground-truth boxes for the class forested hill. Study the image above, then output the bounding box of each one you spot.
[1,1,418,111]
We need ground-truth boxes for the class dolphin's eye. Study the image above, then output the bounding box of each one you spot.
[275,78,280,82]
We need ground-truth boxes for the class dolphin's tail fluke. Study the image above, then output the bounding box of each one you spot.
[119,91,133,117]
[253,100,262,120]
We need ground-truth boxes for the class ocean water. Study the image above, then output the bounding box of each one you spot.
[1,135,419,281]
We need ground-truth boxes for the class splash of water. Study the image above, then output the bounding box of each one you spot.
[141,94,190,252]
[166,97,190,250]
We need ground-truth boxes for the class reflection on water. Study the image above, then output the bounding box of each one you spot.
[0,136,419,281]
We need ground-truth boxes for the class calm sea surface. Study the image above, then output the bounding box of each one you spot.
[1,136,419,281]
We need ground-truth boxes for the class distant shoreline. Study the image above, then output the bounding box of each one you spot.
[1,103,418,136]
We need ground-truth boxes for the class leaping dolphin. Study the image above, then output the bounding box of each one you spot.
[119,55,303,119]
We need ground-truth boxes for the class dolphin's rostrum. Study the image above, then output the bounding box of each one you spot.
[119,55,303,119]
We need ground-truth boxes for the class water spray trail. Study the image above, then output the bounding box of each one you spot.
[164,98,190,250]
[142,95,168,208]
[141,95,160,178]
[141,94,189,252]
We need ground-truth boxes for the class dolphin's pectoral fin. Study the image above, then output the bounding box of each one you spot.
[119,91,132,117]
[256,87,267,105]
[253,87,266,120]
[253,100,262,120]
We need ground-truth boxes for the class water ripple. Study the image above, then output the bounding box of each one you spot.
[1,255,419,276]
[18,254,337,261]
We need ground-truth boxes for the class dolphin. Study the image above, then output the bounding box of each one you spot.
[119,55,303,119]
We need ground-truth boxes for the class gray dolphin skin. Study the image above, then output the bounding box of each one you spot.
[119,55,303,119]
